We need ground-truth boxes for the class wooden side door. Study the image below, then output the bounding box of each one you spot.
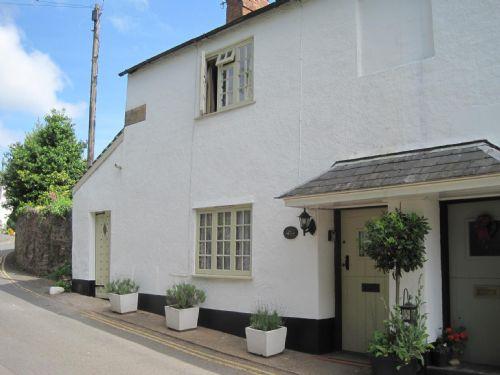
[341,207,388,353]
[95,212,110,299]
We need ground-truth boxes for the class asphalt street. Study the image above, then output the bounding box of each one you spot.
[0,251,266,375]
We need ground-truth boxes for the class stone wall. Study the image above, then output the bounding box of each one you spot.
[15,211,71,275]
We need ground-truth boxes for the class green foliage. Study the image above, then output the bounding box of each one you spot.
[47,262,72,281]
[41,191,73,216]
[368,282,433,367]
[364,209,430,279]
[0,110,86,221]
[106,278,139,295]
[250,307,283,331]
[55,279,71,292]
[165,283,206,309]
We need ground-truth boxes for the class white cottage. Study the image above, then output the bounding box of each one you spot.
[72,0,500,364]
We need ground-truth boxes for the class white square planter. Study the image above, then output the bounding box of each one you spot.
[165,306,200,331]
[245,326,287,357]
[108,292,138,314]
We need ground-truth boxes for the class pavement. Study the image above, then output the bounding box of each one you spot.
[0,250,371,375]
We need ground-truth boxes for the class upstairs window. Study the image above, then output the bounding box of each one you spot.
[200,39,254,115]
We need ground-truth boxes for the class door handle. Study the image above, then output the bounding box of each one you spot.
[342,255,350,271]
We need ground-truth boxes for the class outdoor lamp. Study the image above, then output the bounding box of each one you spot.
[400,288,417,325]
[298,208,316,236]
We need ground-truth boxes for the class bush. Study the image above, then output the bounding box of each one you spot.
[106,279,139,295]
[0,109,86,224]
[48,262,71,281]
[250,307,283,331]
[166,283,206,309]
[55,279,71,292]
[41,191,72,216]
[368,282,433,367]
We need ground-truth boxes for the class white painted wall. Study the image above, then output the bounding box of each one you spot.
[0,187,10,229]
[73,0,500,322]
[387,196,442,341]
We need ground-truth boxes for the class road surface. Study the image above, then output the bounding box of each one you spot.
[0,252,262,375]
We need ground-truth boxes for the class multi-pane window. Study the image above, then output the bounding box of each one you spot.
[196,206,252,276]
[198,213,212,270]
[217,212,232,270]
[201,39,254,115]
[236,210,251,271]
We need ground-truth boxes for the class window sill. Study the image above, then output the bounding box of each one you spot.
[192,273,252,280]
[195,100,255,120]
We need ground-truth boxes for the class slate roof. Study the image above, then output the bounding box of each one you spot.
[279,140,500,199]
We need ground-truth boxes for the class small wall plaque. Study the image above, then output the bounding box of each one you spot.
[283,226,298,239]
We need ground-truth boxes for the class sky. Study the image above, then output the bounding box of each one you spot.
[0,0,233,158]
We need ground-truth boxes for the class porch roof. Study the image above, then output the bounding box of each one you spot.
[279,140,500,200]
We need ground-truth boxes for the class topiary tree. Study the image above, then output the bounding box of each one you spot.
[363,209,430,305]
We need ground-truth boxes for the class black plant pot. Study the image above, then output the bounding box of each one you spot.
[371,356,419,375]
[430,349,450,367]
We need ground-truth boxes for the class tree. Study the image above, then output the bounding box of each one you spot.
[0,110,86,224]
[363,209,430,305]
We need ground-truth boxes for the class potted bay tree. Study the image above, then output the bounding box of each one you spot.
[245,307,287,357]
[368,283,433,375]
[106,278,139,314]
[165,283,206,331]
[363,209,431,374]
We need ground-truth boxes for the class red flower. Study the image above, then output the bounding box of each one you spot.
[447,335,454,341]
[445,328,453,334]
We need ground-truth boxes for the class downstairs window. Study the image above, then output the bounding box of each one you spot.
[196,206,252,276]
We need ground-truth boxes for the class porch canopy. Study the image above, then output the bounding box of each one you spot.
[280,140,500,208]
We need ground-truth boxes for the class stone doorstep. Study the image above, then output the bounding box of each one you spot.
[96,308,367,375]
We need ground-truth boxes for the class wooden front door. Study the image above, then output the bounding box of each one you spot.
[341,207,388,353]
[95,212,110,299]
[448,200,500,366]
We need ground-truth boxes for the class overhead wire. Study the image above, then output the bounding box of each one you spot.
[0,1,93,8]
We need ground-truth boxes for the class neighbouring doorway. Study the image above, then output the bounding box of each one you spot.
[95,211,110,299]
[340,207,388,353]
[447,199,500,366]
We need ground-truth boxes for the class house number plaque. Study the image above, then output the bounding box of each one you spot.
[283,226,299,239]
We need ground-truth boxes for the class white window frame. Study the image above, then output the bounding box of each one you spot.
[195,205,252,277]
[215,49,235,66]
[199,38,254,116]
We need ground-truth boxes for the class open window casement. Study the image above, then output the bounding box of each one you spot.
[199,50,207,116]
[200,39,253,115]
[215,49,235,66]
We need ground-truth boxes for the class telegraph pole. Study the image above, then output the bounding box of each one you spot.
[87,3,101,168]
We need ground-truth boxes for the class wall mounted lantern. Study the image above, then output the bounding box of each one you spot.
[400,288,417,325]
[298,208,316,236]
